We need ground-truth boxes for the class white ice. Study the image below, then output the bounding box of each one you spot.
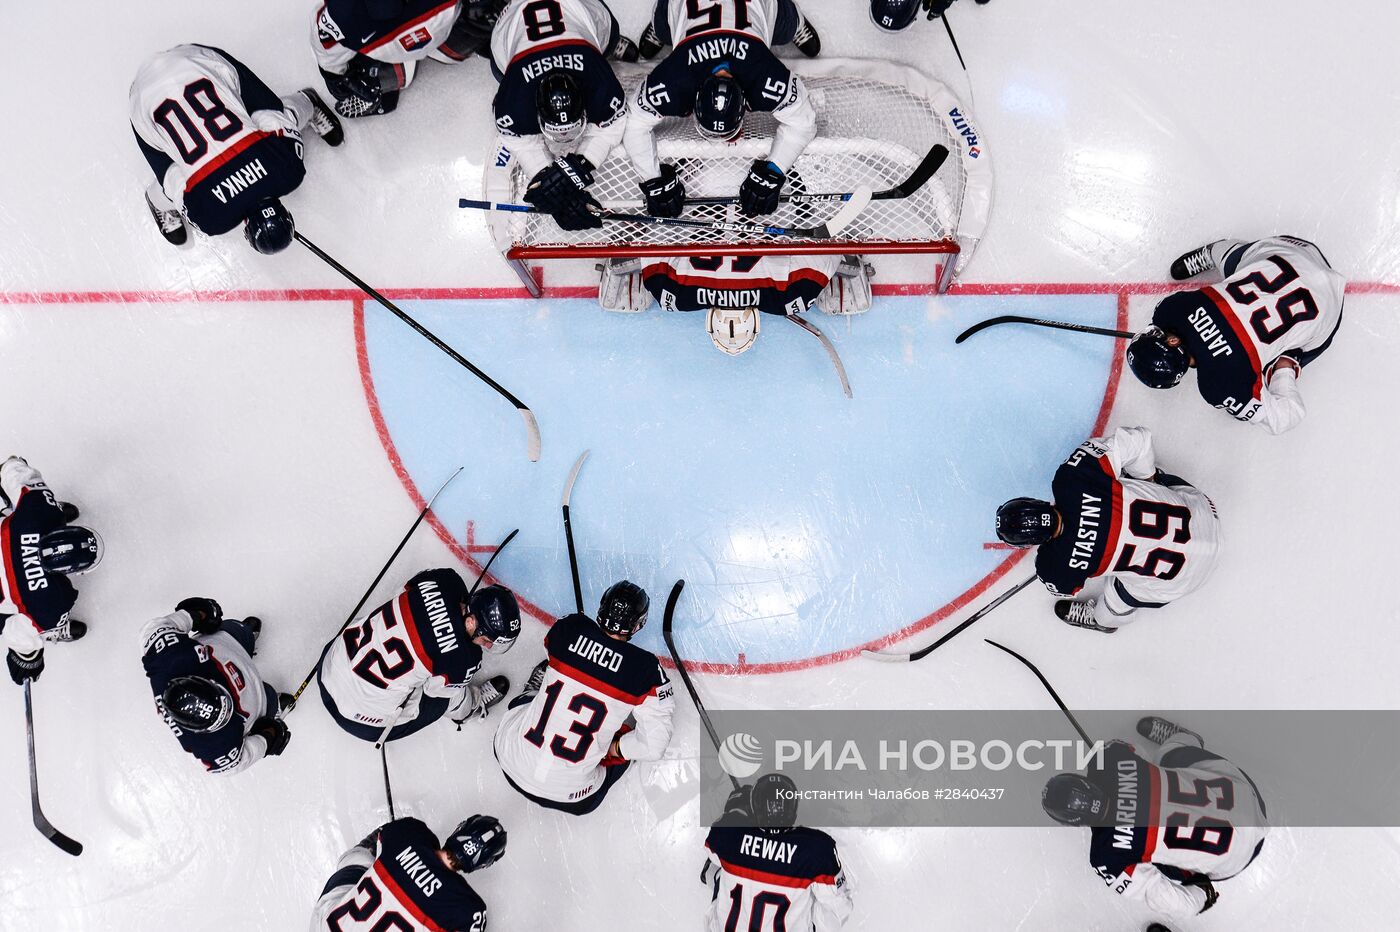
[2,1,1398,930]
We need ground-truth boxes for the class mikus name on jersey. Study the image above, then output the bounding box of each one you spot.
[394,846,443,898]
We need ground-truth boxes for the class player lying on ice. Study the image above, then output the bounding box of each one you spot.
[317,568,521,742]
[995,427,1221,633]
[599,253,874,354]
[1042,716,1269,924]
[1126,234,1345,435]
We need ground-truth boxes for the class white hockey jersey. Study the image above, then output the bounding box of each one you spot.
[643,254,841,315]
[1036,427,1221,623]
[312,1,464,73]
[703,825,855,932]
[1152,235,1346,434]
[318,569,482,729]
[490,0,628,177]
[129,45,305,220]
[494,613,674,803]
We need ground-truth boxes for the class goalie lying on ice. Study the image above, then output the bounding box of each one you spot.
[599,253,873,353]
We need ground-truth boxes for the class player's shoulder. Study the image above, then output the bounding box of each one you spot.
[786,826,842,873]
[547,613,667,695]
[378,815,437,849]
[407,567,470,604]
[1051,443,1114,504]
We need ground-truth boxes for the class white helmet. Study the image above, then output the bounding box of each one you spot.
[706,307,761,355]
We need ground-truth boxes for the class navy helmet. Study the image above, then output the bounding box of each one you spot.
[537,72,586,145]
[1041,773,1110,826]
[752,773,800,835]
[446,814,508,873]
[40,525,103,575]
[244,198,295,255]
[869,0,921,31]
[163,676,235,733]
[1127,324,1190,390]
[470,584,521,654]
[995,498,1058,547]
[597,580,649,636]
[695,73,745,141]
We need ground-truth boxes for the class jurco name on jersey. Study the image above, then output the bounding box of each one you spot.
[567,635,623,672]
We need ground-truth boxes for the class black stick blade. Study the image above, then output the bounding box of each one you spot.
[886,145,950,199]
[38,822,83,857]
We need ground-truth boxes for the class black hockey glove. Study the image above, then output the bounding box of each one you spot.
[7,648,43,685]
[550,193,603,232]
[739,160,785,217]
[640,164,686,218]
[177,597,224,634]
[251,717,292,756]
[524,156,596,215]
[1182,874,1219,913]
[924,0,956,18]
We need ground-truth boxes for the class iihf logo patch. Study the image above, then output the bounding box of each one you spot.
[400,27,432,51]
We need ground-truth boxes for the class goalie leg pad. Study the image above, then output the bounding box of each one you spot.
[598,258,651,312]
[817,256,874,315]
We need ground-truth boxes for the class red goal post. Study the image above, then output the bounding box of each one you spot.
[481,58,993,297]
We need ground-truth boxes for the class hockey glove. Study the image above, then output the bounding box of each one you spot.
[601,723,634,766]
[177,597,224,634]
[640,164,686,218]
[7,648,43,685]
[1182,874,1219,913]
[524,155,596,215]
[924,0,956,18]
[552,193,604,232]
[739,160,785,217]
[251,716,291,756]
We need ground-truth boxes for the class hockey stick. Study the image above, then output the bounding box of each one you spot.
[660,579,741,792]
[955,316,1136,344]
[381,744,396,820]
[468,527,519,598]
[459,188,872,240]
[863,573,1037,663]
[562,451,588,614]
[682,145,950,208]
[285,467,464,712]
[23,681,82,856]
[788,315,852,399]
[296,233,541,462]
[373,690,417,751]
[938,10,969,72]
[983,639,1092,744]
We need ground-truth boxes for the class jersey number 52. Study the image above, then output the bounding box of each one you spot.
[342,608,414,688]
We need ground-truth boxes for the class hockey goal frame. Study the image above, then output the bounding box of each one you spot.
[481,58,993,297]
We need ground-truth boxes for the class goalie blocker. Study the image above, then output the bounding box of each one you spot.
[599,253,874,353]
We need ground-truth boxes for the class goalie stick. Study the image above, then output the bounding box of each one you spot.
[788,315,852,399]
[862,573,1036,663]
[562,450,588,614]
[23,681,82,856]
[984,639,1092,744]
[459,188,873,241]
[682,144,950,209]
[296,233,541,462]
[660,580,741,792]
[285,467,464,712]
[956,316,1135,344]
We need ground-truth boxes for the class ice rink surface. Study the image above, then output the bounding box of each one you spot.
[2,1,1399,930]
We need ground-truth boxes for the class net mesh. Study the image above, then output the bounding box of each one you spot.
[495,74,966,253]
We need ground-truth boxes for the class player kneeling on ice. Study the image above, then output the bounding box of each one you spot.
[491,0,637,232]
[130,44,343,252]
[626,0,821,218]
[704,773,854,932]
[494,580,675,815]
[1127,235,1345,435]
[1,456,100,686]
[318,569,520,741]
[600,253,873,354]
[141,597,291,775]
[314,0,505,119]
[996,427,1220,633]
[310,814,505,930]
[1042,717,1268,923]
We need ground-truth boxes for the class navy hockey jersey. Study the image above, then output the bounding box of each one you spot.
[704,825,853,932]
[643,254,838,315]
[129,45,306,235]
[0,462,78,643]
[313,818,489,931]
[320,568,484,727]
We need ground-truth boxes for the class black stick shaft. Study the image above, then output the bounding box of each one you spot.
[381,745,396,820]
[296,233,540,461]
[468,528,519,597]
[866,574,1036,662]
[286,467,463,710]
[955,316,1137,344]
[660,580,740,792]
[940,12,968,71]
[984,639,1093,743]
[561,451,588,614]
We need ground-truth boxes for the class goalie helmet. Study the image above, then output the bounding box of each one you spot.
[469,584,521,654]
[537,72,586,146]
[995,497,1058,547]
[244,198,295,255]
[162,676,235,733]
[707,306,761,355]
[1127,322,1190,390]
[869,0,921,31]
[445,814,507,874]
[695,73,745,141]
[40,526,103,575]
[597,580,649,636]
[1041,773,1110,826]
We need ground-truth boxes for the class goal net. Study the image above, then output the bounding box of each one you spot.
[481,58,992,295]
